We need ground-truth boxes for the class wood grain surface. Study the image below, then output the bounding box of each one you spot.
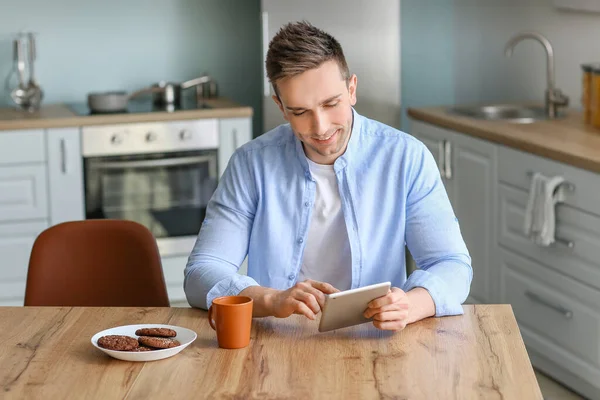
[0,98,252,131]
[0,305,541,399]
[408,106,600,174]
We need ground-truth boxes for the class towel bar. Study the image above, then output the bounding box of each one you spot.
[526,171,575,192]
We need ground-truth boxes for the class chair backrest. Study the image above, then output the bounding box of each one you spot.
[24,220,170,307]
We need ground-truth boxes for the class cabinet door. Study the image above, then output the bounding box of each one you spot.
[218,118,253,178]
[446,132,496,303]
[0,165,48,222]
[410,121,454,201]
[0,221,48,306]
[46,128,85,225]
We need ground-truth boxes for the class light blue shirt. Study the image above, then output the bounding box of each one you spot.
[184,109,472,316]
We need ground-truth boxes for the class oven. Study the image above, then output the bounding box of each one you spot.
[81,119,219,256]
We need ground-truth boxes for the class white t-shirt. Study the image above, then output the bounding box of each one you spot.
[298,158,352,291]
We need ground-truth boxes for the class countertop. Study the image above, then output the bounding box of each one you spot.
[0,305,542,399]
[0,98,253,131]
[408,106,600,174]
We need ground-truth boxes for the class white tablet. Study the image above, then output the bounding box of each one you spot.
[318,282,391,332]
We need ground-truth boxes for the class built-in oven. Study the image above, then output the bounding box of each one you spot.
[81,119,219,256]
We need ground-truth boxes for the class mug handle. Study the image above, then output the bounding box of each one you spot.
[208,305,216,330]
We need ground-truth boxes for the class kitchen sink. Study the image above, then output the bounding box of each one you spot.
[446,104,562,124]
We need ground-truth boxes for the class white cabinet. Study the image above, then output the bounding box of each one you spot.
[411,117,600,399]
[0,165,48,222]
[411,121,496,304]
[46,128,85,225]
[218,117,252,177]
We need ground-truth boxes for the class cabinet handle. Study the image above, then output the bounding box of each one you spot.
[525,290,573,319]
[444,140,452,180]
[233,128,239,150]
[438,141,446,178]
[60,138,67,174]
[554,236,575,249]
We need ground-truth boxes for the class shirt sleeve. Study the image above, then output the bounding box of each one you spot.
[403,141,473,316]
[183,150,260,310]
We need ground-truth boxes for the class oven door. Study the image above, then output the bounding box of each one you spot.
[84,149,218,256]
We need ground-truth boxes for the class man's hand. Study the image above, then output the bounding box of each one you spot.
[363,287,435,331]
[240,280,339,320]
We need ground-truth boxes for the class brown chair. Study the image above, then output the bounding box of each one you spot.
[24,220,170,307]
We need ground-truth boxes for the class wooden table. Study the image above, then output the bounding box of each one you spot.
[0,305,541,399]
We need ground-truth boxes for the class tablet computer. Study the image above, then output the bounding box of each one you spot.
[318,282,391,332]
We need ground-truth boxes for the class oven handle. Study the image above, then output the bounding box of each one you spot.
[96,155,215,170]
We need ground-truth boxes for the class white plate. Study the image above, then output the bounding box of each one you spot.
[91,324,197,362]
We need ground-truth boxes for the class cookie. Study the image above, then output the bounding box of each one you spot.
[135,328,177,338]
[138,336,181,349]
[98,335,139,351]
[130,346,154,352]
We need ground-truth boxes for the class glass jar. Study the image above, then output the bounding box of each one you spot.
[582,64,594,124]
[591,66,600,128]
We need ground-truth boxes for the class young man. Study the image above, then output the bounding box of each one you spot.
[184,21,472,331]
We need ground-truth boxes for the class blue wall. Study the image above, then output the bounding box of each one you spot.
[401,1,455,132]
[0,0,263,135]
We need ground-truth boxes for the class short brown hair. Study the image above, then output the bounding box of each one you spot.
[266,21,350,95]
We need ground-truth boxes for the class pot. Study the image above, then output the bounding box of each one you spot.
[87,86,161,113]
[151,75,212,106]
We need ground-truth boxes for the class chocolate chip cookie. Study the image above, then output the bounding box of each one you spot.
[130,346,154,352]
[135,328,177,338]
[138,336,181,349]
[98,335,139,351]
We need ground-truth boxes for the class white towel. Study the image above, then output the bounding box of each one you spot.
[523,173,566,247]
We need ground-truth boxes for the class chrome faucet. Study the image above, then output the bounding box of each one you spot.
[504,31,569,118]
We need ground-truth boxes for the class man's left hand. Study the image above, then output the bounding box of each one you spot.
[363,287,410,331]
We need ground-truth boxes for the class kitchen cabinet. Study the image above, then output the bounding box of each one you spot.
[218,117,252,177]
[410,116,600,399]
[46,127,85,225]
[411,121,496,304]
[0,116,253,307]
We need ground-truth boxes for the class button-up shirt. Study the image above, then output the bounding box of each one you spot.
[184,109,472,316]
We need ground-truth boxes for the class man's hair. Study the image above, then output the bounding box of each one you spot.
[265,21,350,96]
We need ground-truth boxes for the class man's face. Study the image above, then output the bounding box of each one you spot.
[273,60,357,165]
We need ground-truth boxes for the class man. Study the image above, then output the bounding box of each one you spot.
[184,21,472,331]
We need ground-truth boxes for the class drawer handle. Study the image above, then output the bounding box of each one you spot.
[554,236,575,249]
[526,171,575,192]
[60,139,67,174]
[525,290,573,319]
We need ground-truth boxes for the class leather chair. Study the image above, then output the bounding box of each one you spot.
[24,220,170,307]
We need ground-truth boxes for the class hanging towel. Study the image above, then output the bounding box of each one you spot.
[523,173,566,247]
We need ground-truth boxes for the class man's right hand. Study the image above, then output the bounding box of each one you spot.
[239,280,339,320]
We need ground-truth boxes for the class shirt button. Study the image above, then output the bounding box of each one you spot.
[304,202,310,207]
[298,238,304,244]
[288,274,295,280]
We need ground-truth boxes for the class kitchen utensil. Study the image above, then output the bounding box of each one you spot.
[87,86,163,113]
[25,32,43,110]
[9,38,29,107]
[151,75,212,106]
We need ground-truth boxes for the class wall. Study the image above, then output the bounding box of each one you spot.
[0,0,263,135]
[401,0,600,131]
[261,0,401,132]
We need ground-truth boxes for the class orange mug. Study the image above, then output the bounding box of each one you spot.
[208,296,253,349]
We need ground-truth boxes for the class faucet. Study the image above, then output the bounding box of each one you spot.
[504,31,569,118]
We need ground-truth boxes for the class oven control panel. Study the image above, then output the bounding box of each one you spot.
[81,119,219,156]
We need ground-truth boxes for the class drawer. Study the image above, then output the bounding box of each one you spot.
[499,247,600,381]
[0,130,46,165]
[0,221,48,305]
[0,165,48,222]
[498,146,600,217]
[498,183,600,290]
